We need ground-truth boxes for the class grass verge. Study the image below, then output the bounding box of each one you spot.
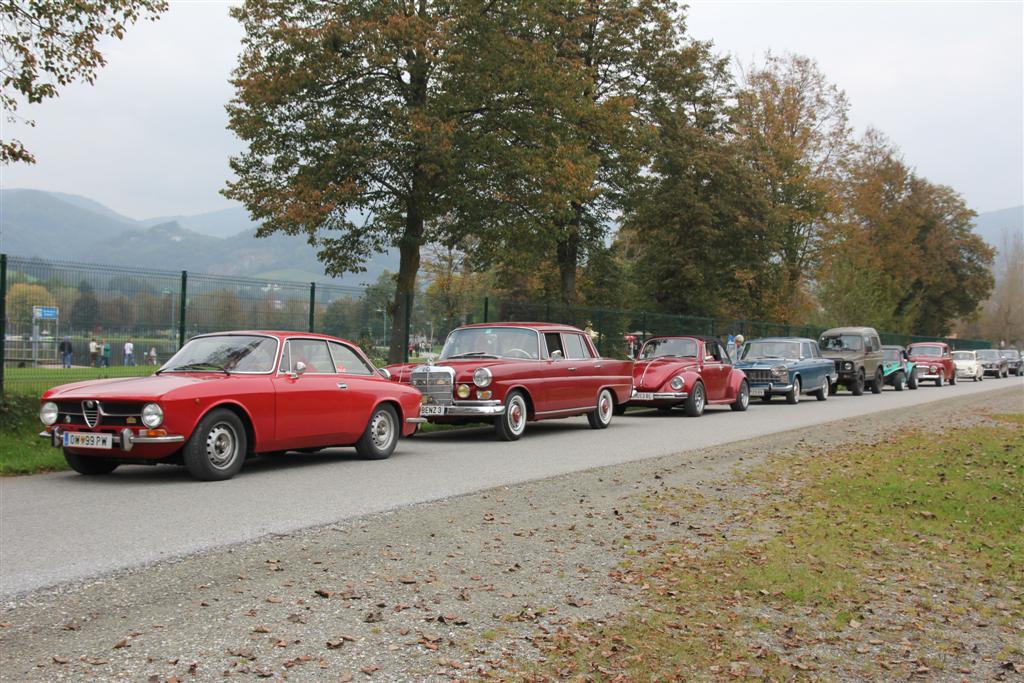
[0,395,66,474]
[508,413,1024,681]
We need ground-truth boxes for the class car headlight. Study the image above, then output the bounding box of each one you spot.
[141,403,164,428]
[456,384,471,399]
[40,401,58,426]
[931,365,939,372]
[669,376,684,391]
[771,365,787,379]
[473,367,492,388]
[843,361,853,371]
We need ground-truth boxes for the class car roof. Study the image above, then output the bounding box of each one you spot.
[456,322,583,332]
[908,341,948,347]
[747,336,816,344]
[646,335,720,344]
[193,330,356,344]
[820,326,878,336]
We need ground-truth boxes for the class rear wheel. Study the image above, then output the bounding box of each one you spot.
[64,450,119,475]
[786,377,801,404]
[495,390,528,441]
[949,371,957,385]
[183,408,247,481]
[814,376,829,401]
[730,380,749,412]
[355,404,398,460]
[893,371,906,391]
[587,388,614,429]
[851,369,865,396]
[683,382,706,417]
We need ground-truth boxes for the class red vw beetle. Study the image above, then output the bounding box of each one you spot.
[906,341,956,386]
[385,323,633,440]
[624,336,750,416]
[38,331,423,481]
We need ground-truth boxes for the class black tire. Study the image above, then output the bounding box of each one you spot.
[893,371,905,392]
[908,369,919,389]
[586,388,614,429]
[828,380,838,396]
[730,380,749,412]
[786,376,801,404]
[814,376,829,401]
[935,370,944,387]
[64,449,119,475]
[761,393,772,402]
[851,369,865,396]
[495,390,528,441]
[183,408,247,481]
[869,368,883,394]
[355,404,399,460]
[949,371,957,385]
[683,382,706,417]
[612,404,627,416]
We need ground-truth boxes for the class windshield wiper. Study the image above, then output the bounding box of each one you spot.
[446,352,497,359]
[159,362,230,375]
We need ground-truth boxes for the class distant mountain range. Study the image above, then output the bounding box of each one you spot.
[972,205,1022,251]
[0,189,397,286]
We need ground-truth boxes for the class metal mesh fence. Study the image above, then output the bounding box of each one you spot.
[1,253,994,396]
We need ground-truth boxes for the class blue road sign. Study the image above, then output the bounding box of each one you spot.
[33,305,59,320]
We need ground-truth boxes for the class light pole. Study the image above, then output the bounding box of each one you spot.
[376,307,387,345]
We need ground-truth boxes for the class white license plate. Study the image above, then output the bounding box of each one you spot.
[634,392,654,401]
[420,405,447,416]
[749,387,766,397]
[63,431,113,450]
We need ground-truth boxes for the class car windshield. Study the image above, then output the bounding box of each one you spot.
[976,350,1001,360]
[910,345,943,357]
[952,351,974,361]
[741,341,800,360]
[161,335,278,373]
[640,338,699,359]
[883,348,902,361]
[440,327,540,360]
[999,350,1020,359]
[820,335,862,352]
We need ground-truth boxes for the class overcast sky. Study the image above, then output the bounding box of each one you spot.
[1,0,1021,220]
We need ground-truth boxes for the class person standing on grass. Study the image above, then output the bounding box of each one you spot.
[89,337,99,367]
[149,347,158,365]
[59,336,73,368]
[124,339,135,366]
[101,339,111,367]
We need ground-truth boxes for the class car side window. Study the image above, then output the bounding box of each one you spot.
[544,332,564,359]
[562,333,589,360]
[329,342,373,375]
[801,342,813,358]
[287,339,334,374]
[704,342,717,362]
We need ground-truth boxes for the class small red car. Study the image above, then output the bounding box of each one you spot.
[906,342,956,386]
[385,323,633,440]
[625,336,750,416]
[39,331,423,480]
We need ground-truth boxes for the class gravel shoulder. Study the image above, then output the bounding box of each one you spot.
[1,386,1021,682]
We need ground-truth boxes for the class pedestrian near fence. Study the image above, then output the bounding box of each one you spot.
[59,336,73,368]
[124,339,135,366]
[101,339,111,367]
[89,337,99,367]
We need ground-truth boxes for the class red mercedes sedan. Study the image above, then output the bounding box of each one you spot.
[39,331,423,480]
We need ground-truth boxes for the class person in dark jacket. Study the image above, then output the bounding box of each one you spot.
[59,336,73,368]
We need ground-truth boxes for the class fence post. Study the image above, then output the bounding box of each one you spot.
[544,302,551,322]
[0,254,6,395]
[483,296,489,323]
[178,270,187,349]
[403,292,412,363]
[308,282,316,332]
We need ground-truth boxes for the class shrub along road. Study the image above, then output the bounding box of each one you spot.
[1,377,1022,598]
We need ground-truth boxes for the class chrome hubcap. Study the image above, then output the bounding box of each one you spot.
[740,383,749,407]
[508,397,526,433]
[370,410,394,450]
[205,423,237,469]
[599,392,611,423]
[793,379,800,402]
[695,386,704,412]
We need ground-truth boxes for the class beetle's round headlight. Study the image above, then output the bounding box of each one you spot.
[141,403,164,428]
[473,367,492,388]
[669,376,684,391]
[457,384,471,399]
[40,401,58,426]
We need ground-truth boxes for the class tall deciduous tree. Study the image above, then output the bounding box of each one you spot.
[224,0,577,362]
[0,0,166,163]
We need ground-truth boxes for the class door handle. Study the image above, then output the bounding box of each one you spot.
[336,382,348,389]
[568,367,577,372]
[594,363,603,369]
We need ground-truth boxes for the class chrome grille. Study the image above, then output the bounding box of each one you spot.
[834,359,844,374]
[410,365,455,405]
[743,368,772,383]
[81,400,100,428]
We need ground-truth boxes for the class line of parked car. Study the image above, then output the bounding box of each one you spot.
[36,323,1021,481]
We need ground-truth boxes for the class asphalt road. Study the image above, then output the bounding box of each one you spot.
[2,376,1022,598]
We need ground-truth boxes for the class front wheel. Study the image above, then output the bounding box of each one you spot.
[355,404,399,460]
[851,369,865,396]
[814,377,829,401]
[949,371,957,385]
[183,408,247,481]
[587,388,614,429]
[730,380,749,412]
[683,381,706,417]
[935,370,944,387]
[893,371,905,391]
[908,369,919,390]
[495,390,528,441]
[786,376,801,404]
[64,450,119,475]
[870,368,883,394]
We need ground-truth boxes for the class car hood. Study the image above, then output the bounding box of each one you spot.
[384,359,511,384]
[633,357,698,390]
[734,359,793,369]
[820,349,862,360]
[43,374,218,400]
[953,359,977,366]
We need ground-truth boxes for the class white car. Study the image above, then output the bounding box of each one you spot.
[952,350,983,382]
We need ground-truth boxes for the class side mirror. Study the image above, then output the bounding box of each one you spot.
[378,367,391,380]
[290,361,306,379]
[550,350,563,361]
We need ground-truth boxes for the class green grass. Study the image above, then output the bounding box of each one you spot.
[511,413,1024,681]
[0,395,66,474]
[4,364,155,396]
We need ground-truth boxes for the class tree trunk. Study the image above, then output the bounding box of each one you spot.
[389,197,424,365]
[556,206,583,306]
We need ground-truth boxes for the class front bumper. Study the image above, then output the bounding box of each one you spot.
[419,400,505,418]
[747,382,793,395]
[981,366,1003,375]
[630,388,688,401]
[41,426,185,452]
[954,366,979,377]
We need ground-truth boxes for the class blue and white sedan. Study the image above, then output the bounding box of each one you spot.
[734,337,837,404]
